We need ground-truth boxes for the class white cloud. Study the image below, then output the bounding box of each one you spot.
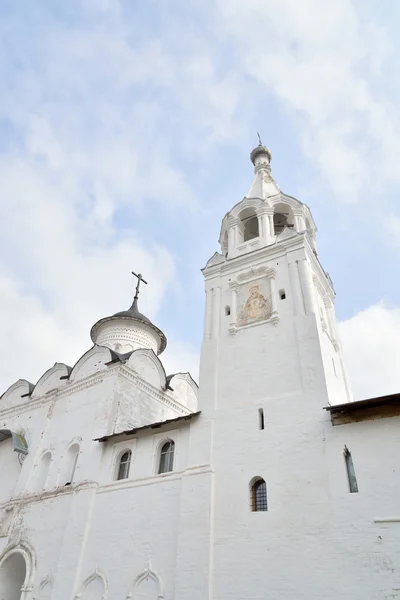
[340,303,400,399]
[217,0,400,202]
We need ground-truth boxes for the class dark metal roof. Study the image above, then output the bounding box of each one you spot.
[250,142,272,165]
[324,392,400,425]
[324,392,400,414]
[90,296,167,354]
[0,429,12,443]
[94,411,200,442]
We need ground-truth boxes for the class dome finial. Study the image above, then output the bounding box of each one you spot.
[130,271,148,312]
[250,134,272,167]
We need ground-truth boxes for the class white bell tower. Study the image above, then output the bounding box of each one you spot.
[192,139,353,600]
[200,138,351,413]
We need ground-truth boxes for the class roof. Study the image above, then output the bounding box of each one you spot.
[94,411,201,442]
[90,296,167,354]
[324,392,400,425]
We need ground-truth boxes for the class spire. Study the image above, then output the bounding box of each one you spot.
[90,271,166,355]
[247,134,280,199]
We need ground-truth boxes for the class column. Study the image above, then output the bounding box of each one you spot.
[268,275,277,315]
[288,261,304,315]
[212,286,221,339]
[230,284,238,325]
[298,259,315,315]
[269,215,274,237]
[228,226,235,255]
[204,288,213,341]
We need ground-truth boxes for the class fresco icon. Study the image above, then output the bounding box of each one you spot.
[238,281,272,326]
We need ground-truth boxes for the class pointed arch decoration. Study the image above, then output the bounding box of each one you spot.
[126,561,164,599]
[33,574,52,599]
[0,539,37,599]
[74,567,108,599]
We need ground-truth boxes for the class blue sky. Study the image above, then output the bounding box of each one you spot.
[1,0,400,399]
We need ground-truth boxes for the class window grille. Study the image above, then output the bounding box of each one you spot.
[251,478,268,511]
[158,441,175,474]
[117,450,131,480]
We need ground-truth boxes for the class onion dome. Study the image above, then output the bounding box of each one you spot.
[250,132,272,167]
[90,272,166,355]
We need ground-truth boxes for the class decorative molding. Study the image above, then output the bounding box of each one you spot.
[127,561,164,600]
[229,313,279,335]
[74,567,108,599]
[98,464,213,495]
[236,266,275,283]
[0,481,98,511]
[205,251,225,268]
[276,226,299,242]
[33,575,52,599]
[0,540,37,598]
[0,506,14,537]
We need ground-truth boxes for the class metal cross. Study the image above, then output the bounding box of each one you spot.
[132,271,148,301]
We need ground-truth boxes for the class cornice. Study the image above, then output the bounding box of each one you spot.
[0,362,190,421]
[204,233,307,278]
[0,480,98,510]
[97,463,213,494]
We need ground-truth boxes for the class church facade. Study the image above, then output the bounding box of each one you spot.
[0,142,399,599]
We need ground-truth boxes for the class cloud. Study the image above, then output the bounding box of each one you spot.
[340,303,400,399]
[217,0,400,202]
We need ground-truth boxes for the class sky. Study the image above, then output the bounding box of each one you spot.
[0,0,400,401]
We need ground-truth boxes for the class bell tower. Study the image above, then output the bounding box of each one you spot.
[200,139,351,414]
[192,140,353,600]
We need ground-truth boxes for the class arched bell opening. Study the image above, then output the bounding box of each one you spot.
[239,207,259,242]
[273,203,294,235]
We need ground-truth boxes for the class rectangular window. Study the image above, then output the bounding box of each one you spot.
[258,408,265,430]
[344,446,358,493]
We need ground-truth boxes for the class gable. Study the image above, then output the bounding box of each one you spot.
[127,349,166,389]
[69,346,113,383]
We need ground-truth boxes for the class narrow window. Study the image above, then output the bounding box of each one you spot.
[158,441,175,474]
[279,289,286,300]
[258,408,265,430]
[117,450,132,480]
[251,478,268,511]
[63,443,80,486]
[344,446,358,493]
[225,305,231,316]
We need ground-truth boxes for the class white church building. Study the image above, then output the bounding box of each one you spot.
[1,141,399,599]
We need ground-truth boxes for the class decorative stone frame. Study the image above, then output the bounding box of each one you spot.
[74,568,108,599]
[0,540,36,600]
[33,575,52,599]
[126,562,164,599]
[228,266,279,335]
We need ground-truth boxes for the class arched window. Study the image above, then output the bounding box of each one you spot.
[273,203,294,235]
[62,443,80,486]
[239,208,259,242]
[158,441,175,474]
[251,477,268,511]
[117,450,131,480]
[35,451,52,491]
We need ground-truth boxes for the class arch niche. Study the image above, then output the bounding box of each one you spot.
[0,546,34,600]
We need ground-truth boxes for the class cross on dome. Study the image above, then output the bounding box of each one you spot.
[131,271,148,302]
[90,270,166,355]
